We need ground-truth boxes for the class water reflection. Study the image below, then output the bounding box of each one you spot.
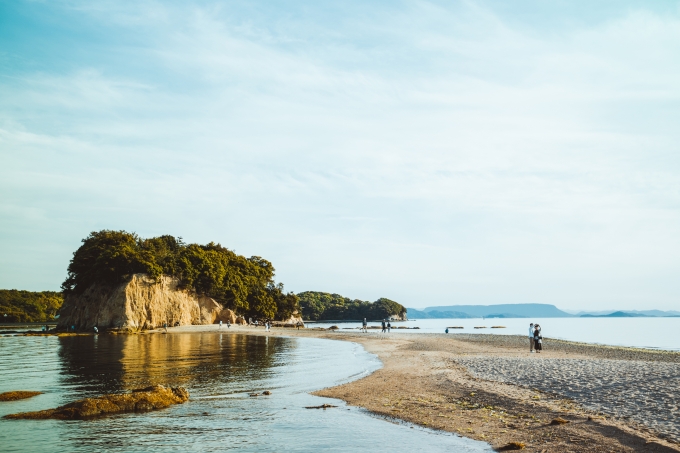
[56,333,284,396]
[1,334,493,453]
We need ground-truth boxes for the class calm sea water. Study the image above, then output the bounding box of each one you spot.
[0,333,492,453]
[310,317,680,351]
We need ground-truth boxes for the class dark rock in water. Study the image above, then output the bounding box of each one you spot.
[3,385,188,420]
[305,404,337,409]
[262,390,271,395]
[0,391,43,402]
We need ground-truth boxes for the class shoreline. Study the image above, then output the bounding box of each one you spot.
[172,325,680,452]
[5,325,679,451]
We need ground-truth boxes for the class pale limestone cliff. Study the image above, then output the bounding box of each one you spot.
[57,274,228,331]
[270,312,304,328]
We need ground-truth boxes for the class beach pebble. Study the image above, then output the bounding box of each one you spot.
[456,356,680,442]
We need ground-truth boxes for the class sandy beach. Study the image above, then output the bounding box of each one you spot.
[161,324,680,452]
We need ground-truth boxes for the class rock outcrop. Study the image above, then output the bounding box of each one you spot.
[0,391,42,401]
[57,274,232,331]
[3,385,189,420]
[271,313,305,328]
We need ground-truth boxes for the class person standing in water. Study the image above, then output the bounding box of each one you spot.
[381,319,386,333]
[387,321,391,333]
[529,322,535,353]
[362,318,367,333]
[219,320,223,329]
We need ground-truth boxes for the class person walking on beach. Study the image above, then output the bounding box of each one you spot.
[381,319,386,333]
[387,321,391,333]
[227,320,231,328]
[362,318,367,333]
[219,320,222,329]
[529,323,535,352]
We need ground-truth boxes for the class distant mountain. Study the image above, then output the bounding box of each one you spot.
[577,309,680,318]
[625,309,680,317]
[604,311,642,318]
[407,304,680,319]
[407,303,572,319]
[406,308,473,319]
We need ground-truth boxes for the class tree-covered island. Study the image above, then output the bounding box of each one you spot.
[61,230,299,321]
[0,290,63,323]
[298,291,406,321]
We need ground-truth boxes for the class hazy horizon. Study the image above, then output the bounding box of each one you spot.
[2,1,679,311]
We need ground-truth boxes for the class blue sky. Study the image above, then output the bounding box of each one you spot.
[1,0,679,310]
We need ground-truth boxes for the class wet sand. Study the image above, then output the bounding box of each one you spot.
[77,325,680,451]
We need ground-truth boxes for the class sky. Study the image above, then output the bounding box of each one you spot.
[1,0,679,311]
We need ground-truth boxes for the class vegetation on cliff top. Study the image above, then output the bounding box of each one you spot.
[61,230,299,320]
[297,291,406,321]
[0,290,63,323]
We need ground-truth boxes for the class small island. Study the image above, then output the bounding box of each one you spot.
[297,291,406,321]
[56,230,301,332]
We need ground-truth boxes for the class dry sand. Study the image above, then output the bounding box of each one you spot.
[117,325,680,451]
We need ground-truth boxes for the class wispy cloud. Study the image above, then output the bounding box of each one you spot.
[1,0,679,309]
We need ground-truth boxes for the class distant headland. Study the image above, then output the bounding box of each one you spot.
[407,304,680,319]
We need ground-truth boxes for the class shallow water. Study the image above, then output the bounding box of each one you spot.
[311,317,680,351]
[0,333,492,452]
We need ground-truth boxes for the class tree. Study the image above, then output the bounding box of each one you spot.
[296,291,405,321]
[61,230,298,320]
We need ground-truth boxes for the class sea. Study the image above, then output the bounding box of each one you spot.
[0,333,493,453]
[309,317,680,351]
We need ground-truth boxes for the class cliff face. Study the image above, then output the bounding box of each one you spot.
[57,274,239,331]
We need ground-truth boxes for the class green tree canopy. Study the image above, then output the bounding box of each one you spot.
[297,291,406,321]
[0,290,63,323]
[62,230,298,320]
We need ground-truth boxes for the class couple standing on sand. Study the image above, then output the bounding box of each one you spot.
[529,322,543,353]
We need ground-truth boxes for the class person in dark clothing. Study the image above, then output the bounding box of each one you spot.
[381,320,386,333]
[533,326,542,353]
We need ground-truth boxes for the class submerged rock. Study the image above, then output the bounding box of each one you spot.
[0,391,42,401]
[3,385,188,420]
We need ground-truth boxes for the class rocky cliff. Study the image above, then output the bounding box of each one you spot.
[57,274,246,331]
